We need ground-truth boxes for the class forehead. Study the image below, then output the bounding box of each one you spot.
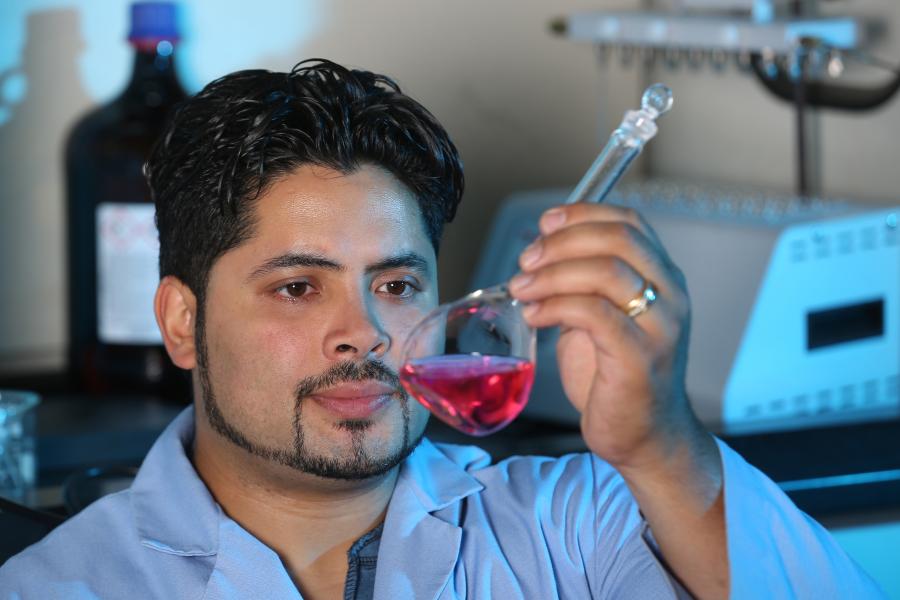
[248,164,433,259]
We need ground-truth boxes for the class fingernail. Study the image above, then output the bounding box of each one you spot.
[541,208,566,232]
[520,241,542,267]
[522,303,539,319]
[509,272,534,292]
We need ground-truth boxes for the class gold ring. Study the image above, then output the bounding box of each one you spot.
[624,280,657,318]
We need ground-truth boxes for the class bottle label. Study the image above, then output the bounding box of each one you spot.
[96,203,162,344]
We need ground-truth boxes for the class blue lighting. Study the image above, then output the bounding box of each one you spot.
[778,469,900,492]
[0,0,320,103]
[1,71,27,104]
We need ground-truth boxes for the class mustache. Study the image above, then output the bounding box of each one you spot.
[294,360,403,399]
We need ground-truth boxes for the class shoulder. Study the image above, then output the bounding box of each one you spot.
[0,491,146,597]
[427,442,648,584]
[432,442,638,528]
[434,441,629,498]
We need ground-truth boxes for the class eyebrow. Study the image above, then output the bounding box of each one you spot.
[247,252,342,282]
[364,252,431,277]
[246,250,430,282]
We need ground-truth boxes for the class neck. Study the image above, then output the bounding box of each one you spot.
[191,409,398,596]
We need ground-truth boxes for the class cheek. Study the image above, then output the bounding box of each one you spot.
[223,291,322,360]
[383,305,433,365]
[409,398,430,428]
[255,319,320,363]
[205,307,323,405]
[387,284,438,356]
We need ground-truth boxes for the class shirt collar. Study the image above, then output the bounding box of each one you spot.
[130,407,220,556]
[129,407,486,556]
[394,437,486,513]
[372,438,487,599]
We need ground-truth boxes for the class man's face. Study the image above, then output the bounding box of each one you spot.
[196,164,436,481]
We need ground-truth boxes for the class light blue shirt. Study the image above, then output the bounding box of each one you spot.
[0,408,885,599]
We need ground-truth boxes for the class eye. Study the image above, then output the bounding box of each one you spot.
[378,280,418,298]
[276,281,314,300]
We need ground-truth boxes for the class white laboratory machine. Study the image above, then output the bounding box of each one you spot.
[470,180,899,435]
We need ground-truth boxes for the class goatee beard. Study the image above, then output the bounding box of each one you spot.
[195,314,424,480]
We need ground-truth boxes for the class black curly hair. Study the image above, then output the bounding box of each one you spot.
[145,58,464,308]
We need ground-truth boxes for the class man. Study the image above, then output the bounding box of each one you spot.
[0,60,884,599]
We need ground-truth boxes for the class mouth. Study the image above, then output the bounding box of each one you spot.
[308,381,398,420]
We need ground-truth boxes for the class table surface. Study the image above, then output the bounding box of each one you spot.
[0,393,894,521]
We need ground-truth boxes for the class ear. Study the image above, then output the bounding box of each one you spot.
[154,276,198,370]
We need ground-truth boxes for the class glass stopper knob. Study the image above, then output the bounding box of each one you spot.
[641,84,674,118]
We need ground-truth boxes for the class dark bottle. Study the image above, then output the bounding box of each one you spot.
[65,2,189,400]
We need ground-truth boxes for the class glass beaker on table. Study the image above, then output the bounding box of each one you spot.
[0,390,41,503]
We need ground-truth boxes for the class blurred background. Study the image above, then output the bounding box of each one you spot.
[0,0,898,593]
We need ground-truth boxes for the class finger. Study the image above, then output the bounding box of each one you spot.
[518,221,683,302]
[538,203,668,258]
[509,256,645,310]
[522,281,682,351]
[521,294,649,354]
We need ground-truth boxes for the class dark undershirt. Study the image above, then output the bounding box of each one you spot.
[343,523,383,600]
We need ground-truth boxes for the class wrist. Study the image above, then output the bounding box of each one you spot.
[614,416,723,505]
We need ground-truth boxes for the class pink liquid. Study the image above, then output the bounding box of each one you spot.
[400,354,535,436]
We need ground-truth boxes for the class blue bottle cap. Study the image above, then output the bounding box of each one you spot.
[128,2,180,43]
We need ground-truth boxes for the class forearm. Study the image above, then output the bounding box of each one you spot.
[616,420,729,600]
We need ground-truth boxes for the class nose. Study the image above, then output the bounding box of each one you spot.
[322,296,391,361]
